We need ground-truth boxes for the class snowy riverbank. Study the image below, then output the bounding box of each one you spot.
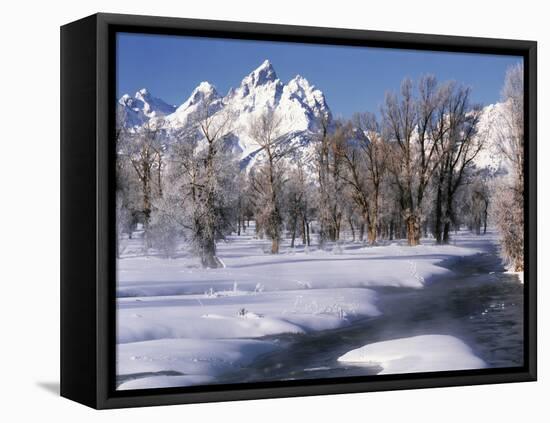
[337,335,487,374]
[116,230,490,389]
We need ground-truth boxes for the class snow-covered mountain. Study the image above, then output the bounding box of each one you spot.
[118,60,331,168]
[473,102,510,174]
[118,88,176,127]
[117,60,506,175]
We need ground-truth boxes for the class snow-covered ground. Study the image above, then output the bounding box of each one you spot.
[116,229,488,389]
[337,335,487,374]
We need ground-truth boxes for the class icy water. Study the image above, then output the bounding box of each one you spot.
[216,241,524,383]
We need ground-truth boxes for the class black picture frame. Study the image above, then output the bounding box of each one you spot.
[60,12,537,409]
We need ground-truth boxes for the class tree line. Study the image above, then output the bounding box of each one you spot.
[116,66,524,272]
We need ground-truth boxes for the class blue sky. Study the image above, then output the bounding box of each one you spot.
[117,32,522,118]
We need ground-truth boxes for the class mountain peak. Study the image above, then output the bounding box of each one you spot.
[241,60,278,88]
[117,88,176,126]
[185,81,219,105]
[288,74,313,90]
[119,93,132,105]
[118,61,332,139]
[171,81,222,120]
[195,81,217,94]
[258,59,273,70]
[135,88,152,103]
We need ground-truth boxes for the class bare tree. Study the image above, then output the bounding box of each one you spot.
[494,63,524,271]
[498,63,525,191]
[382,76,443,246]
[462,174,490,235]
[118,119,165,249]
[340,126,371,243]
[341,113,388,244]
[249,109,294,254]
[234,171,251,236]
[283,162,309,248]
[191,99,235,267]
[314,116,346,246]
[433,83,485,243]
[155,97,237,267]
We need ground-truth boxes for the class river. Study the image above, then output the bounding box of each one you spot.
[216,239,524,383]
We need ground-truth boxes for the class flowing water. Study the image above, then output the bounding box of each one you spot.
[216,241,524,384]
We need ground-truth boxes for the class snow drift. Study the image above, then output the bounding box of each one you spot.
[338,334,486,374]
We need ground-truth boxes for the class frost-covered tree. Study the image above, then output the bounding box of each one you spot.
[234,171,252,236]
[341,113,388,244]
[148,199,180,258]
[115,190,134,258]
[494,63,524,271]
[460,173,490,235]
[432,83,485,244]
[248,109,294,254]
[498,63,525,189]
[314,117,346,246]
[117,119,165,249]
[153,99,238,267]
[382,77,444,246]
[283,163,308,248]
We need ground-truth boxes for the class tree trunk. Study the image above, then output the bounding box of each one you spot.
[368,213,377,245]
[442,190,453,244]
[319,223,327,248]
[157,155,163,198]
[290,214,297,248]
[371,187,379,244]
[302,216,307,245]
[271,238,279,254]
[443,221,451,244]
[198,139,221,268]
[201,252,221,268]
[367,223,376,245]
[200,236,221,269]
[434,172,444,244]
[359,222,365,242]
[335,214,341,241]
[483,201,488,234]
[406,215,420,246]
[142,174,151,249]
[348,216,355,242]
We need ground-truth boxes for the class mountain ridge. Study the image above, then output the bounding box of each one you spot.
[117,60,504,174]
[118,60,332,169]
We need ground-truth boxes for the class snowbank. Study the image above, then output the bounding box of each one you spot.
[119,375,214,390]
[118,288,380,344]
[337,335,486,374]
[117,234,483,297]
[117,338,276,390]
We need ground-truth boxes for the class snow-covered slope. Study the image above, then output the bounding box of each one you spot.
[118,60,505,174]
[165,81,224,128]
[473,102,508,173]
[118,88,176,127]
[118,60,331,168]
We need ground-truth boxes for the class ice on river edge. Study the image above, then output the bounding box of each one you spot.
[337,335,487,374]
[117,231,492,390]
